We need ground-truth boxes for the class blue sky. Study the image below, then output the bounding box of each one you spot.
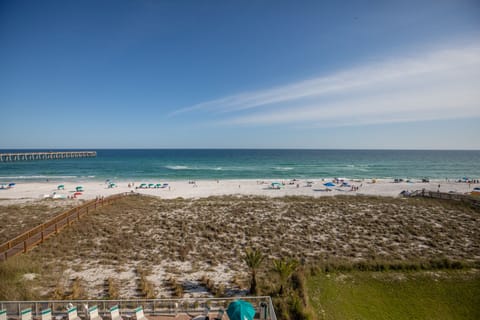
[0,0,479,149]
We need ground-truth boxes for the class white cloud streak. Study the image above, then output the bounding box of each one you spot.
[172,44,480,127]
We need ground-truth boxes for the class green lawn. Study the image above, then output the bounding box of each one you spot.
[307,270,480,320]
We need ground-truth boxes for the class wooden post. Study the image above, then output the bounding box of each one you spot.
[24,240,28,253]
[41,231,44,243]
[55,223,58,234]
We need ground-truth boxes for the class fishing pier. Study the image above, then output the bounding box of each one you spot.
[0,151,96,162]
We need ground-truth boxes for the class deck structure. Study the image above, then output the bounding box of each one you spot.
[0,151,96,162]
[0,297,277,320]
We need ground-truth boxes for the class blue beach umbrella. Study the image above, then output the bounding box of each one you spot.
[227,300,255,320]
[323,182,335,187]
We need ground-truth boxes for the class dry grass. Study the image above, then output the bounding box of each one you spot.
[3,194,480,299]
[0,199,78,243]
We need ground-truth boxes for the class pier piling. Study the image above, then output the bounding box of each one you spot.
[0,151,96,162]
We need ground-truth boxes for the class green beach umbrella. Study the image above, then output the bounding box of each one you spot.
[227,300,255,320]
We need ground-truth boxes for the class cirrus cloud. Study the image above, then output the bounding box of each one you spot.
[172,43,480,128]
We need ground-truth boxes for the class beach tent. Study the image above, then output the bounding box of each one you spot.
[226,300,255,320]
[323,182,335,187]
[271,182,282,189]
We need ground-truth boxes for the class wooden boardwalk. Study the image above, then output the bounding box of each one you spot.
[0,151,96,162]
[406,189,480,208]
[0,193,135,261]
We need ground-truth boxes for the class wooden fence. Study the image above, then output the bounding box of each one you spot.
[0,192,136,261]
[407,189,480,208]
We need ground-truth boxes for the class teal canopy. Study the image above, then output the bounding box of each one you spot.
[227,300,255,320]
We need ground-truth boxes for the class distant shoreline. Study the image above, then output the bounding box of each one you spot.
[0,178,476,205]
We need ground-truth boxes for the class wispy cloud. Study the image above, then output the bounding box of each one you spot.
[172,43,480,127]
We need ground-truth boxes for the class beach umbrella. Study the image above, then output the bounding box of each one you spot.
[226,300,255,320]
[323,182,335,187]
[8,183,16,187]
[76,186,84,191]
[57,185,65,190]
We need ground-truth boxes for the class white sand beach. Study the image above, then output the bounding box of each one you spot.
[0,178,475,204]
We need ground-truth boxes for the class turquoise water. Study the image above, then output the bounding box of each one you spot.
[0,149,479,182]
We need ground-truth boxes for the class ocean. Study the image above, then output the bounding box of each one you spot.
[0,149,479,182]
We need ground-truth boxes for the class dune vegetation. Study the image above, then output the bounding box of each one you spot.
[1,195,479,319]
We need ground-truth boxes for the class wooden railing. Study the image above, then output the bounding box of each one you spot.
[0,192,136,261]
[406,189,480,208]
[0,296,277,320]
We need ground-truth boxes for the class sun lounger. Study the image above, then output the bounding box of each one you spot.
[133,306,148,320]
[41,308,52,320]
[21,308,32,320]
[88,306,102,320]
[0,309,7,320]
[67,307,81,320]
[110,305,122,320]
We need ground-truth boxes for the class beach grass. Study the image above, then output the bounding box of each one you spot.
[0,255,40,300]
[306,270,480,320]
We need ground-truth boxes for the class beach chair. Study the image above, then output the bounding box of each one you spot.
[88,306,102,320]
[0,309,7,320]
[109,305,122,320]
[21,308,32,320]
[133,306,148,320]
[67,307,81,320]
[41,308,52,320]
